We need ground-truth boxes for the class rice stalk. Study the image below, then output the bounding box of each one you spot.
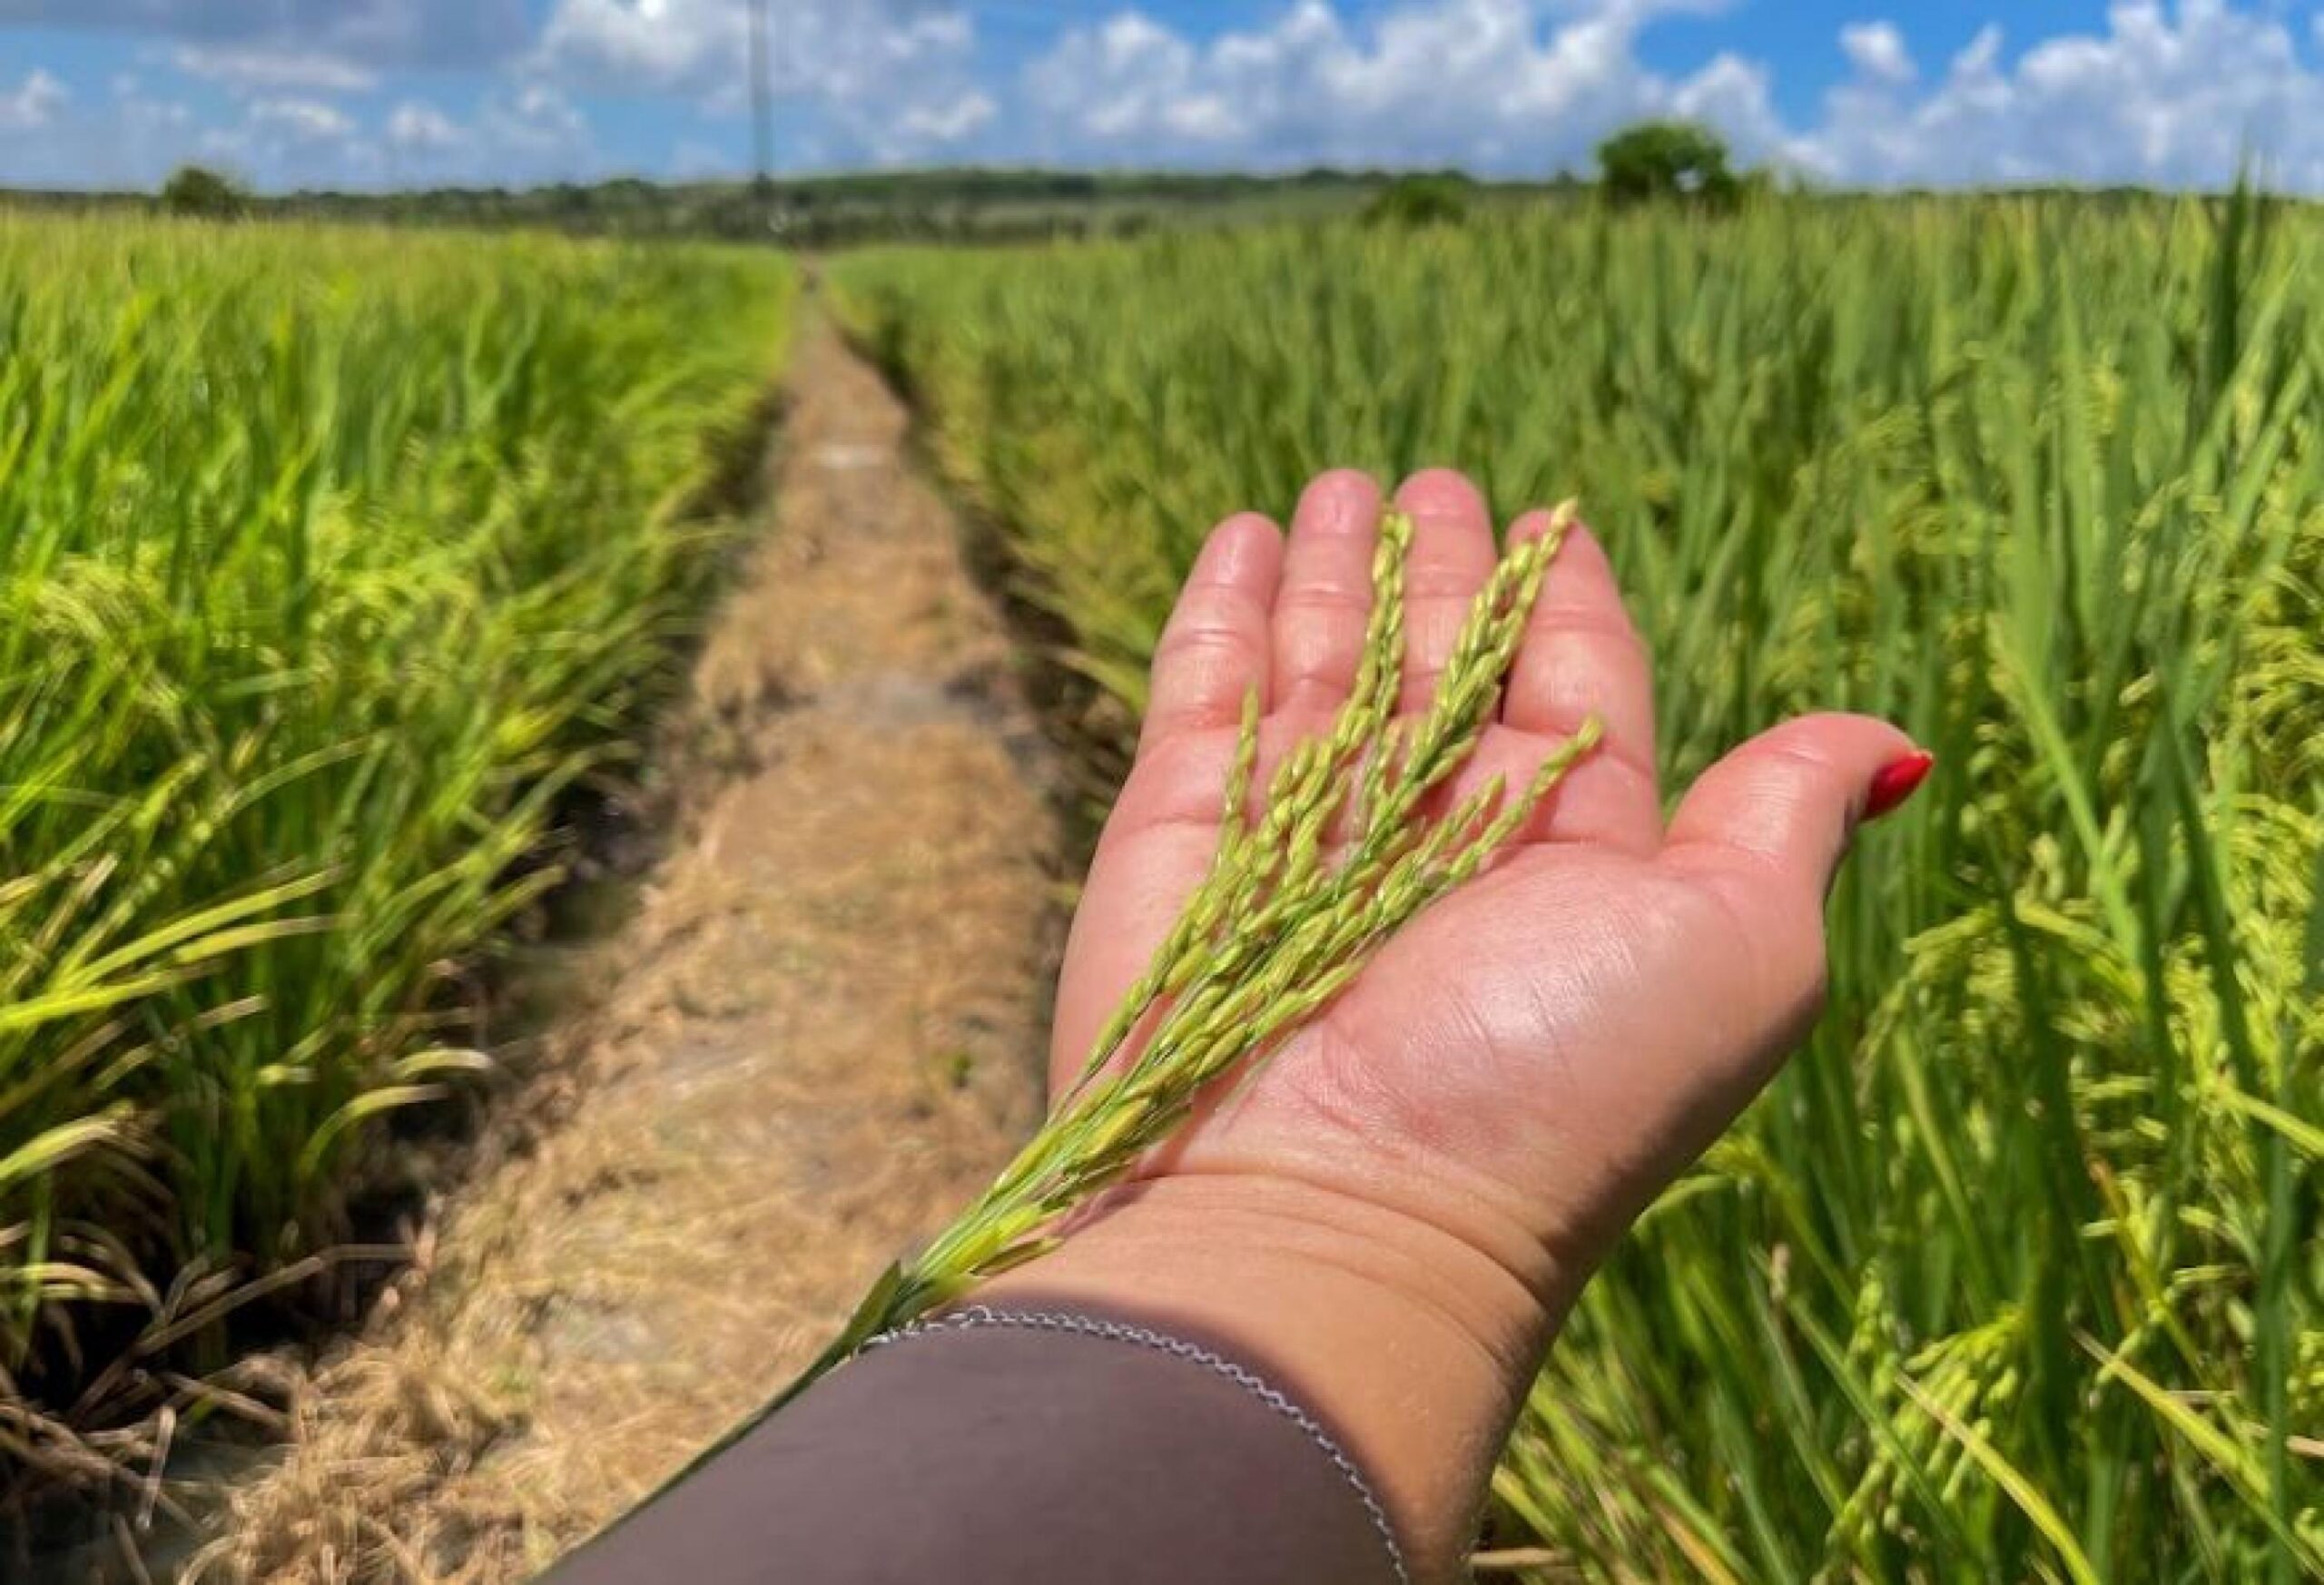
[667,500,1600,1476]
[833,191,2323,1577]
[0,212,793,1435]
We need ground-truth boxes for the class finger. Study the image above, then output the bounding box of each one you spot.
[1139,513,1284,754]
[1106,714,1319,847]
[1051,715,1311,1086]
[1660,714,1928,980]
[1492,514,1661,852]
[1392,469,1499,714]
[1502,512,1659,766]
[1269,470,1382,717]
[1432,724,1663,854]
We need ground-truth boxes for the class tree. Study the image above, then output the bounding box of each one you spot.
[1363,172,1473,228]
[1595,122,1739,207]
[160,165,247,219]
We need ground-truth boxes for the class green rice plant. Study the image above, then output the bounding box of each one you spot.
[0,213,792,1418]
[833,192,2321,1577]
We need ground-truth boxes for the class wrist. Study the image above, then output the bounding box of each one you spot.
[976,1170,1566,1582]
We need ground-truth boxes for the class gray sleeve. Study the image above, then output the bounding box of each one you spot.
[544,1304,1405,1585]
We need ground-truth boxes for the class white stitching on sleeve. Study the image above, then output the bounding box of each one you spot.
[860,1304,1410,1585]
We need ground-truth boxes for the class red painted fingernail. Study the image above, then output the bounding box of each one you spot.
[1864,751,1935,822]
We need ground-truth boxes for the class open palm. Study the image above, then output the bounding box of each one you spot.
[1050,468,1924,1307]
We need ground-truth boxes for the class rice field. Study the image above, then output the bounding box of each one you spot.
[832,194,2323,1579]
[0,213,791,1440]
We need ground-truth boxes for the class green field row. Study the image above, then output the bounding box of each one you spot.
[833,196,2323,1579]
[0,215,791,1423]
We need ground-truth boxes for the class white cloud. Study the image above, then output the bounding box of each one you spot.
[156,81,595,192]
[387,101,461,153]
[481,84,589,157]
[1839,20,1915,84]
[534,0,991,160]
[0,68,69,129]
[1021,0,1768,172]
[368,86,599,186]
[247,97,356,142]
[535,0,730,91]
[4,76,193,188]
[1670,52,1797,165]
[898,90,997,145]
[0,0,522,192]
[1802,3,2324,190]
[142,103,372,190]
[1016,0,2324,189]
[172,44,379,95]
[197,94,377,185]
[0,2,526,70]
[537,0,964,100]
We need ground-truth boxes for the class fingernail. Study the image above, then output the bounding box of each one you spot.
[1863,751,1935,822]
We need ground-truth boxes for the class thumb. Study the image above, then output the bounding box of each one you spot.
[1662,713,1930,920]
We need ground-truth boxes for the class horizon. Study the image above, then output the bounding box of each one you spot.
[9,159,2307,204]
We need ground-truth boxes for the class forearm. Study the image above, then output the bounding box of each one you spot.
[547,1182,1454,1585]
[981,1172,1569,1583]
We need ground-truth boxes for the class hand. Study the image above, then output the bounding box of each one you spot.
[990,468,1927,1578]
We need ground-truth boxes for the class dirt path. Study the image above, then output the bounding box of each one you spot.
[199,314,1060,1582]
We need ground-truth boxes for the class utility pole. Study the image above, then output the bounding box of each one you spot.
[748,0,773,201]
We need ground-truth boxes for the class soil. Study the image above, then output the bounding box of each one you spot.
[176,311,1063,1582]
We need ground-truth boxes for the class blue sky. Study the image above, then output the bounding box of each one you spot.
[5,2,2324,192]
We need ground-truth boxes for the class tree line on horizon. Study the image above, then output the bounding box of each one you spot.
[0,123,2226,247]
